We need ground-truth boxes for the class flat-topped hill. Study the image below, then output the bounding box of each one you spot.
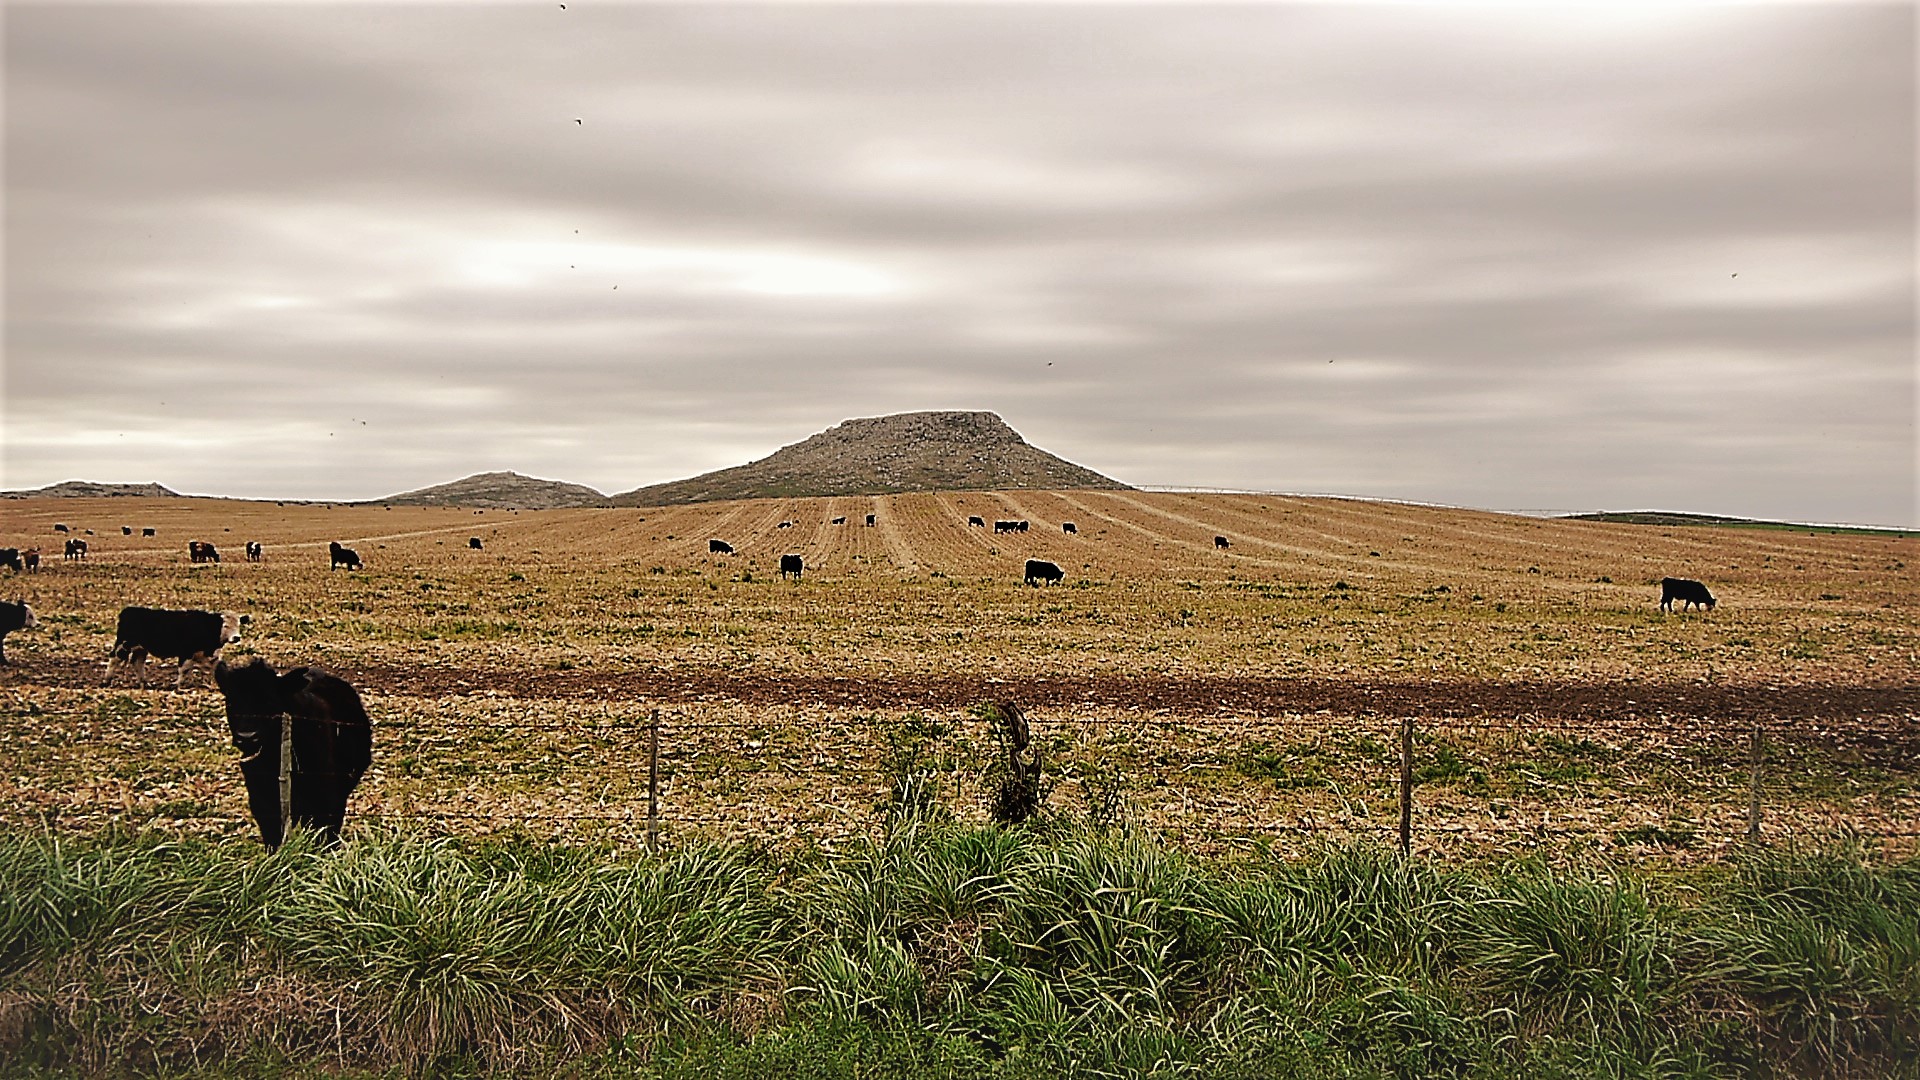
[611,411,1128,506]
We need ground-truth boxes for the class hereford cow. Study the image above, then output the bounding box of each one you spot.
[64,538,88,560]
[468,537,483,550]
[0,600,36,664]
[780,554,804,580]
[328,542,362,571]
[969,516,986,528]
[21,550,39,573]
[1214,536,1230,550]
[0,549,21,573]
[1062,522,1077,534]
[1660,577,1716,612]
[245,541,263,562]
[215,658,372,851]
[189,541,220,564]
[106,606,248,688]
[1024,559,1065,586]
[709,539,734,555]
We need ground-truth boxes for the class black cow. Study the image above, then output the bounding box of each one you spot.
[969,516,985,528]
[22,549,39,573]
[0,549,21,573]
[1024,559,1065,586]
[778,521,794,529]
[245,541,263,562]
[866,514,876,527]
[329,542,362,571]
[54,524,68,534]
[65,538,88,560]
[106,606,248,687]
[831,516,847,525]
[123,526,133,536]
[995,520,1017,534]
[0,600,36,664]
[468,537,483,550]
[1063,522,1077,534]
[214,658,372,851]
[1214,536,1230,550]
[189,541,220,564]
[142,528,156,537]
[710,539,734,555]
[780,554,804,580]
[1660,577,1716,612]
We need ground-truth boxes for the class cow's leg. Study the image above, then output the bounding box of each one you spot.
[238,728,286,850]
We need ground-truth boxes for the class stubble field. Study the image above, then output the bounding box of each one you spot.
[3,492,1915,861]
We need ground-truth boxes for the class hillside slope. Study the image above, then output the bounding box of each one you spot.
[612,411,1128,506]
[376,471,606,509]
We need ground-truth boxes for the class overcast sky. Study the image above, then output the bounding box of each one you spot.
[5,2,1914,525]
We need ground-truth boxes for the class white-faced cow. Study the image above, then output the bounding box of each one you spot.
[329,542,363,571]
[780,554,804,580]
[245,541,263,562]
[64,538,88,560]
[0,600,36,664]
[709,539,734,555]
[1660,577,1716,612]
[0,549,22,573]
[189,541,220,564]
[106,606,249,688]
[214,658,372,851]
[1214,536,1230,550]
[1024,559,1065,586]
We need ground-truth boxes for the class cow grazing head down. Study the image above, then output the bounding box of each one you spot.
[0,600,36,664]
[215,657,373,851]
[709,539,734,555]
[1024,559,1065,586]
[189,541,220,563]
[1660,577,1717,612]
[106,606,249,688]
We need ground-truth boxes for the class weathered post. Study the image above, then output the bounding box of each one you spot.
[1398,717,1414,857]
[646,709,660,853]
[1747,719,1764,841]
[278,714,293,846]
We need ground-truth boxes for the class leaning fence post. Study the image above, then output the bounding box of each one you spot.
[646,708,660,853]
[278,714,293,846]
[1398,716,1414,857]
[1747,719,1764,841]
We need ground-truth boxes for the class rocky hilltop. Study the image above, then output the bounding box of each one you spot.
[2,481,182,499]
[612,411,1129,506]
[376,471,607,510]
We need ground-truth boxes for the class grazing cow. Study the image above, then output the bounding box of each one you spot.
[245,541,263,562]
[65,538,88,559]
[189,541,220,563]
[21,549,40,573]
[106,606,248,688]
[142,528,156,537]
[1214,536,1230,550]
[468,537,483,550]
[54,524,68,534]
[1024,559,1065,586]
[995,520,1016,534]
[0,549,22,573]
[866,514,876,527]
[123,526,133,536]
[0,600,36,664]
[1062,522,1077,534]
[831,516,846,525]
[969,516,986,528]
[709,539,734,555]
[778,521,794,529]
[1660,577,1716,612]
[779,554,804,580]
[328,542,362,571]
[215,658,372,851]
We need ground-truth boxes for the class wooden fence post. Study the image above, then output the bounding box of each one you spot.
[278,714,293,846]
[1747,719,1764,841]
[646,708,660,853]
[1398,716,1414,857]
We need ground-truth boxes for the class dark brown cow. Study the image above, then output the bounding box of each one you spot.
[21,549,39,573]
[215,658,372,851]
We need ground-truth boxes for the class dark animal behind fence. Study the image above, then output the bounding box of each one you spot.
[329,542,363,571]
[215,657,372,851]
[0,600,36,664]
[1025,559,1065,586]
[1661,577,1716,611]
[107,606,248,688]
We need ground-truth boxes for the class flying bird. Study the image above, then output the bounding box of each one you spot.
[574,118,582,125]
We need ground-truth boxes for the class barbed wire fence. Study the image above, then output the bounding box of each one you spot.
[4,695,1917,856]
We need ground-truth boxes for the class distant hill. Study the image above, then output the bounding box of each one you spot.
[1563,511,1765,527]
[2,481,182,499]
[376,471,607,510]
[611,411,1130,506]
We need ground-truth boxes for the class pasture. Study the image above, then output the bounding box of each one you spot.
[1,492,1915,859]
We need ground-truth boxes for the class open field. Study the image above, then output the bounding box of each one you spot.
[2,493,1915,859]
